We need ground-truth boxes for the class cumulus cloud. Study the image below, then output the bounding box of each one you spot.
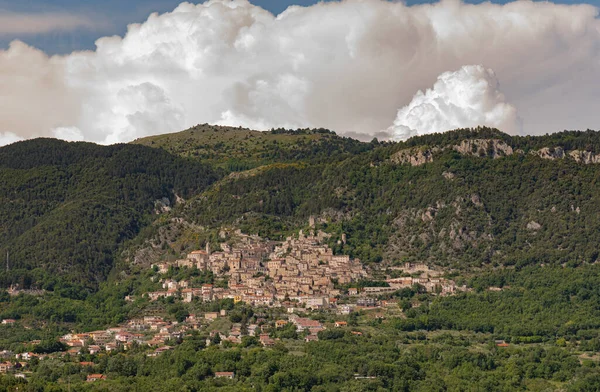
[0,11,103,35]
[0,41,81,141]
[389,65,520,140]
[0,132,23,147]
[53,127,85,142]
[1,0,600,144]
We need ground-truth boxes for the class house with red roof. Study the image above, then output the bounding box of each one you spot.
[86,374,106,382]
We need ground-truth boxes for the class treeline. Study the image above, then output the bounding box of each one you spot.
[402,126,600,153]
[269,127,337,135]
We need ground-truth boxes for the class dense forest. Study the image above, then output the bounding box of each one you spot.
[0,139,219,293]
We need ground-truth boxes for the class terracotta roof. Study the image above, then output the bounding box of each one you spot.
[294,318,322,327]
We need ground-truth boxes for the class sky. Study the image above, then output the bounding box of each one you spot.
[0,0,599,145]
[2,0,600,55]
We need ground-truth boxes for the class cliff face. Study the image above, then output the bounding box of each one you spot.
[390,148,437,165]
[391,138,600,166]
[568,150,600,164]
[531,147,565,160]
[530,147,600,163]
[385,196,494,266]
[390,139,514,166]
[452,139,514,158]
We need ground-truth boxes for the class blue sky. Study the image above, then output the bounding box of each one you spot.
[1,0,599,54]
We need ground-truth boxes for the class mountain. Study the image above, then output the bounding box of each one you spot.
[0,138,219,294]
[3,126,600,293]
[129,127,600,272]
[131,124,375,170]
[3,127,600,391]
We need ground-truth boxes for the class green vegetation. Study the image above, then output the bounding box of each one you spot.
[1,303,600,391]
[405,127,600,153]
[132,124,375,170]
[10,126,600,290]
[2,126,600,390]
[167,127,600,270]
[0,139,219,292]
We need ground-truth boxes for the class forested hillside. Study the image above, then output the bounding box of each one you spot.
[3,128,600,390]
[138,127,600,272]
[0,139,219,293]
[3,127,600,291]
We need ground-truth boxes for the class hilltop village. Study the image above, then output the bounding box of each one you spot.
[0,228,467,380]
[147,229,465,308]
[149,229,368,307]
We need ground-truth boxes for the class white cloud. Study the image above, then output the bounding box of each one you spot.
[389,65,520,140]
[0,132,23,147]
[0,41,80,140]
[0,11,104,35]
[1,0,600,144]
[52,126,84,142]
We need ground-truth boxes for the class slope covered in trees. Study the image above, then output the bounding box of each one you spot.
[2,128,600,390]
[151,127,600,271]
[3,127,600,290]
[0,139,220,293]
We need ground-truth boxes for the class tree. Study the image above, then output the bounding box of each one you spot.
[33,340,67,354]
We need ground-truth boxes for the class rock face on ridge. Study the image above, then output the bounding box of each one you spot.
[390,139,513,166]
[568,150,600,164]
[531,147,565,160]
[391,138,600,166]
[390,148,437,166]
[452,139,514,158]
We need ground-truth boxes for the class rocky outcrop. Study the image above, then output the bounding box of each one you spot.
[386,197,493,264]
[391,138,600,167]
[526,221,541,231]
[568,150,600,164]
[453,139,514,158]
[442,171,455,180]
[154,197,171,214]
[391,139,512,166]
[531,147,565,160]
[390,148,437,166]
[470,194,483,207]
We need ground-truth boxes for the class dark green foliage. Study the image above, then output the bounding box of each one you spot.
[179,127,600,268]
[404,127,600,153]
[395,264,600,338]
[8,128,600,391]
[0,139,220,289]
[271,323,298,340]
[9,127,600,290]
[317,329,346,340]
[33,339,67,354]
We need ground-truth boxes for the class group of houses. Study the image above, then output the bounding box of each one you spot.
[148,229,368,307]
